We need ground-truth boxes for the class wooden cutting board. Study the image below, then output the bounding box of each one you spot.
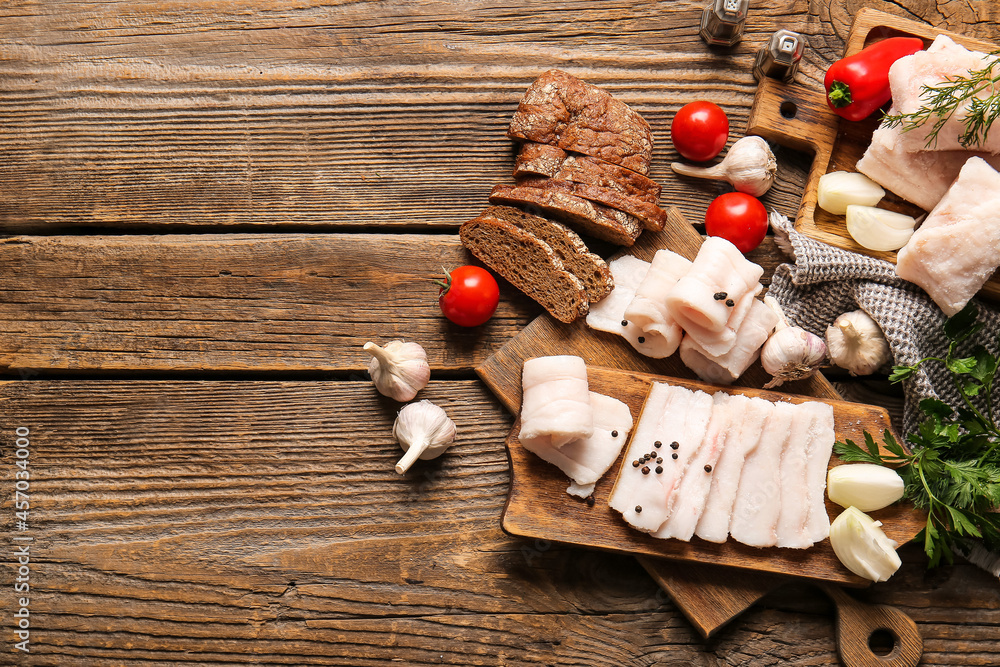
[746,7,1000,303]
[476,206,925,647]
[502,366,923,585]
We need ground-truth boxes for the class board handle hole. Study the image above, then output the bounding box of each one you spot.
[779,100,798,119]
[868,628,897,657]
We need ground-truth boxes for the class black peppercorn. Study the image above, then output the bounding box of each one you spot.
[713,291,727,300]
[641,466,650,475]
[611,430,618,437]
[656,457,663,464]
[621,319,628,327]
[671,452,679,460]
[704,464,713,473]
[670,441,679,450]
[654,441,662,448]
[726,298,735,307]
[655,465,663,474]
[637,336,645,343]
[586,495,595,507]
[635,505,642,513]
[632,460,640,468]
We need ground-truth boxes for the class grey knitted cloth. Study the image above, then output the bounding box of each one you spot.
[767,214,1000,436]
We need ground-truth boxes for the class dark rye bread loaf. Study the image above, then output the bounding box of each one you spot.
[514,176,668,231]
[514,142,662,204]
[478,205,614,302]
[489,183,642,246]
[459,215,589,323]
[507,70,653,175]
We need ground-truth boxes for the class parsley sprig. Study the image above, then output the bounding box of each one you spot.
[833,305,1000,567]
[882,52,1000,149]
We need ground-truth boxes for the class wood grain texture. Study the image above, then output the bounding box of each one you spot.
[0,380,996,666]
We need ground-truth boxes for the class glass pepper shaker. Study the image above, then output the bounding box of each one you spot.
[753,29,805,83]
[700,0,750,48]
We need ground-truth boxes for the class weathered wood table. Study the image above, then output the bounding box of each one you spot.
[1,1,998,665]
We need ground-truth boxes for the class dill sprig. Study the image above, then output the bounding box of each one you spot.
[833,304,1000,568]
[882,52,1000,149]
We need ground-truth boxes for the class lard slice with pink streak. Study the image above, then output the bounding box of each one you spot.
[653,392,746,541]
[665,237,764,356]
[773,401,835,548]
[694,396,773,543]
[520,392,633,498]
[608,383,715,532]
[729,401,798,548]
[896,156,1000,316]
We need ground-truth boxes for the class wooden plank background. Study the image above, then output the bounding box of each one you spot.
[1,1,999,665]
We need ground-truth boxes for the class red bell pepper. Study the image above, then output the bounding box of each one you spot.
[824,36,925,121]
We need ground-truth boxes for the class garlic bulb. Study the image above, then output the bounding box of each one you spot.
[363,340,431,402]
[392,400,457,474]
[817,171,885,215]
[760,325,827,388]
[828,464,905,511]
[671,136,777,197]
[829,506,901,582]
[825,310,891,376]
[845,205,917,252]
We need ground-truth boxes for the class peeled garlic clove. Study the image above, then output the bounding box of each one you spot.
[828,464,905,511]
[829,506,901,582]
[845,205,917,252]
[825,310,891,376]
[393,399,457,474]
[364,340,431,402]
[817,171,885,215]
[760,325,827,388]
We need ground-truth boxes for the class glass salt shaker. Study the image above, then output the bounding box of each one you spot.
[700,0,750,48]
[753,29,805,83]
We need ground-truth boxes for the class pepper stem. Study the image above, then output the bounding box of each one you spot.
[827,80,853,108]
[395,440,428,474]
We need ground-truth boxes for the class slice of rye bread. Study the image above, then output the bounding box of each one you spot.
[507,70,653,175]
[514,142,662,204]
[514,176,667,232]
[479,205,614,302]
[488,183,642,247]
[459,215,589,323]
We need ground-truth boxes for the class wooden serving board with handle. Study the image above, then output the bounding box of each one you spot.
[477,206,926,665]
[746,7,1000,303]
[501,366,923,585]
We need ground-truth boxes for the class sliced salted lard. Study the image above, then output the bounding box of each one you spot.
[694,395,772,544]
[586,255,679,358]
[678,297,779,385]
[665,237,764,356]
[888,36,1000,154]
[520,392,633,497]
[654,392,744,541]
[623,249,692,346]
[608,383,714,533]
[729,401,798,548]
[519,355,593,448]
[896,156,1000,316]
[802,401,836,544]
[774,401,835,548]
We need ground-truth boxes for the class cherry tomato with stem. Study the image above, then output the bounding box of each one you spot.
[436,265,500,327]
[671,101,729,162]
[704,192,768,254]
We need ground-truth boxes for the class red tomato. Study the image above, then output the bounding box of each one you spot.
[437,265,500,327]
[671,101,729,162]
[704,192,768,253]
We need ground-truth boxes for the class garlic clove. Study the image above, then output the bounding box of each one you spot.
[364,340,431,402]
[817,171,885,215]
[760,325,827,388]
[825,310,891,376]
[845,205,917,252]
[392,399,457,474]
[827,464,905,511]
[829,506,902,582]
[671,136,777,197]
[762,294,790,331]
